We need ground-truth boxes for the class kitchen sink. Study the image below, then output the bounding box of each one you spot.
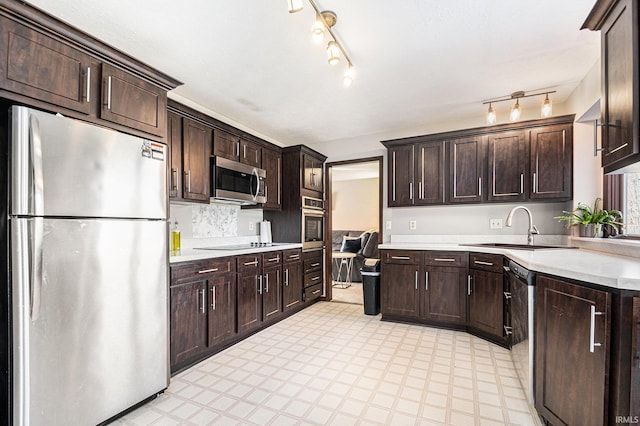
[461,243,576,250]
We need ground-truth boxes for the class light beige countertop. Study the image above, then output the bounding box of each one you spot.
[170,243,303,264]
[378,241,640,291]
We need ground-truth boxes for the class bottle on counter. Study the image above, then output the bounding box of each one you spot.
[171,220,181,253]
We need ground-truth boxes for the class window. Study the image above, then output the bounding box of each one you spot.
[624,172,640,235]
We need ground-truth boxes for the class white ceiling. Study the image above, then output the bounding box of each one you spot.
[25,0,600,148]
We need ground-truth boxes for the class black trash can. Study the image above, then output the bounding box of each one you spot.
[361,259,381,315]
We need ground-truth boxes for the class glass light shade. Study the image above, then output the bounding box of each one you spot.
[326,41,340,65]
[287,0,304,13]
[510,100,521,122]
[343,65,355,87]
[541,95,552,117]
[311,19,325,44]
[486,104,497,125]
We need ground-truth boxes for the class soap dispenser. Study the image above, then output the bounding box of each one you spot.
[171,220,181,253]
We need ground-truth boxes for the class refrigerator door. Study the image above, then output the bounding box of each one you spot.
[10,105,167,219]
[12,217,168,426]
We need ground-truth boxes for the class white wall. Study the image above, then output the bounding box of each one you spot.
[332,178,379,231]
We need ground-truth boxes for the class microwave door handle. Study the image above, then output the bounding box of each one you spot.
[252,168,260,200]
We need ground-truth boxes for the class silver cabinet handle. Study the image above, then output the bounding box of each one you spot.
[200,289,206,314]
[285,268,289,286]
[86,67,91,103]
[520,173,524,194]
[392,151,396,201]
[533,172,537,193]
[277,157,281,204]
[288,254,300,260]
[589,305,604,353]
[503,292,512,300]
[474,260,493,266]
[185,170,191,193]
[211,287,216,310]
[171,168,178,191]
[257,275,263,295]
[434,258,456,262]
[420,147,425,199]
[478,177,482,197]
[198,268,219,274]
[267,256,280,262]
[467,275,472,296]
[504,325,513,336]
[311,262,320,267]
[244,259,259,266]
[265,274,269,293]
[425,271,429,291]
[418,181,423,199]
[106,75,112,110]
[311,276,320,281]
[594,120,605,156]
[243,144,247,159]
[409,182,413,200]
[415,270,418,290]
[391,256,410,260]
[312,289,321,295]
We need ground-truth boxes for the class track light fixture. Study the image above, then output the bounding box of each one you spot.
[287,0,355,87]
[482,90,556,124]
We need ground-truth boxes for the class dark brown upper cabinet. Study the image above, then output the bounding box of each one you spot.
[487,131,527,202]
[381,115,574,207]
[529,124,573,200]
[182,118,212,202]
[448,135,486,204]
[213,130,262,168]
[167,111,183,200]
[262,148,282,211]
[583,0,640,173]
[302,151,324,195]
[0,3,180,140]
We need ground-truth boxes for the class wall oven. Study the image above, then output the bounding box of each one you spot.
[302,196,324,250]
[210,156,266,205]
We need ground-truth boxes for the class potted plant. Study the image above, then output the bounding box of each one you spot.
[555,198,623,237]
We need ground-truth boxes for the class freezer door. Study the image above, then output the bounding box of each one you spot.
[11,217,168,426]
[10,105,167,219]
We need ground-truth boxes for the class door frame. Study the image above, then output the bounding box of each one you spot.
[323,156,383,302]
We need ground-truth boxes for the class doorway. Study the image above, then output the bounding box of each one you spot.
[324,157,383,303]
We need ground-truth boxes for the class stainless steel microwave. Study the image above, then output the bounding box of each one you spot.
[210,156,266,205]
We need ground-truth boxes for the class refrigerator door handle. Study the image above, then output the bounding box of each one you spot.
[31,217,44,321]
[29,114,44,216]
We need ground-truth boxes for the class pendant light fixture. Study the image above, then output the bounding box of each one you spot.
[287,0,355,86]
[541,93,553,117]
[288,0,304,13]
[482,90,556,125]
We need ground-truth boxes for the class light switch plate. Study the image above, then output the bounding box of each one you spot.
[386,221,392,230]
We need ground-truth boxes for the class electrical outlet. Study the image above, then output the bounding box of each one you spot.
[249,222,254,231]
[409,220,417,230]
[490,218,503,229]
[386,221,392,230]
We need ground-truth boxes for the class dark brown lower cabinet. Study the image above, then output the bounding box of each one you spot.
[380,251,421,318]
[237,253,284,333]
[237,270,262,334]
[283,249,303,311]
[422,266,467,325]
[207,274,236,345]
[535,274,611,426]
[468,253,506,345]
[170,280,207,368]
[263,264,282,322]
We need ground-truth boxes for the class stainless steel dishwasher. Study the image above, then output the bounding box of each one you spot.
[504,259,536,405]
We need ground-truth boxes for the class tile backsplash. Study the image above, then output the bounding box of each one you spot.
[170,202,262,239]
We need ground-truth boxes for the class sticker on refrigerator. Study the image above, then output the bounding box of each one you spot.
[141,141,165,161]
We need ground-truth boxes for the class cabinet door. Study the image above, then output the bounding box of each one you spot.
[535,275,610,426]
[448,136,486,203]
[381,262,420,318]
[213,129,239,161]
[529,124,572,200]
[468,270,504,337]
[262,148,282,210]
[415,142,445,205]
[208,274,236,346]
[422,266,467,325]
[601,0,637,168]
[170,281,207,368]
[0,16,95,115]
[237,272,262,333]
[182,118,212,202]
[283,261,303,311]
[303,153,323,193]
[101,63,167,137]
[388,145,414,206]
[167,111,183,199]
[263,266,282,321]
[487,131,527,202]
[241,139,262,168]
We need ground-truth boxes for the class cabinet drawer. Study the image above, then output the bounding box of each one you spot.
[304,271,323,287]
[236,254,262,273]
[381,250,421,264]
[282,249,302,264]
[263,251,282,266]
[424,251,468,267]
[469,253,503,273]
[171,257,235,284]
[303,253,322,274]
[304,283,322,302]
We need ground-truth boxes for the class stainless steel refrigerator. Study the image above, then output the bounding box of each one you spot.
[1,106,169,425]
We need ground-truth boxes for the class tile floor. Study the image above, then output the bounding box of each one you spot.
[331,282,364,305]
[115,302,541,426]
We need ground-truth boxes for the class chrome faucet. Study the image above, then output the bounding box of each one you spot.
[505,206,539,245]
